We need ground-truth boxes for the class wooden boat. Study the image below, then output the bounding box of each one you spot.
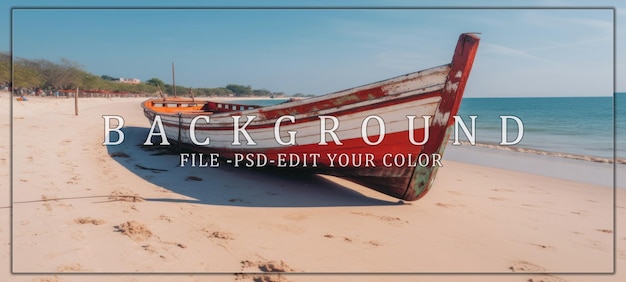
[141,33,480,201]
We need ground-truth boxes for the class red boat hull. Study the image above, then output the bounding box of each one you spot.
[141,33,480,201]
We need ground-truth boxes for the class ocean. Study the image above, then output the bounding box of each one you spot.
[455,95,624,162]
[227,95,625,163]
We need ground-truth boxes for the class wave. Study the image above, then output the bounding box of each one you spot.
[449,141,626,164]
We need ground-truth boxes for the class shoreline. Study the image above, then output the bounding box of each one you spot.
[445,144,619,188]
[451,140,622,164]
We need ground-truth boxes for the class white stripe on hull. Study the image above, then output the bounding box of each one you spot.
[156,96,441,149]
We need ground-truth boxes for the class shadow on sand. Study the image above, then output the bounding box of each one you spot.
[106,126,402,208]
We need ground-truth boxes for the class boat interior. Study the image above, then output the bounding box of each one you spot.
[145,99,262,114]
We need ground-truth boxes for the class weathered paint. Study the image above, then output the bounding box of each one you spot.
[431,109,451,127]
[404,33,480,201]
[141,33,480,201]
[445,80,459,92]
[151,97,442,149]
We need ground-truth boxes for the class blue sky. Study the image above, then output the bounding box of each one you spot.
[2,1,624,97]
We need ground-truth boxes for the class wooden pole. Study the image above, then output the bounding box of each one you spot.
[172,62,176,98]
[157,85,165,100]
[75,87,78,116]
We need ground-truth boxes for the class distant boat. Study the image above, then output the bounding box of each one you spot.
[141,33,480,201]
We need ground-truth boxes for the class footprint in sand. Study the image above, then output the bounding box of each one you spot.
[237,260,299,281]
[56,262,87,272]
[323,233,382,247]
[435,202,457,208]
[365,240,383,247]
[66,175,81,185]
[509,260,546,272]
[114,220,152,241]
[74,217,105,225]
[158,214,172,222]
[240,259,299,272]
[41,195,53,211]
[33,276,60,282]
[257,260,299,272]
[528,243,554,250]
[140,244,166,259]
[570,210,589,216]
[350,211,409,224]
[122,205,140,213]
[527,274,567,282]
[491,188,514,192]
[203,228,236,240]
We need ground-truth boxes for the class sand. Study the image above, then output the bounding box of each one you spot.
[1,92,625,281]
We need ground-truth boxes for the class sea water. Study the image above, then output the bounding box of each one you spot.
[456,95,624,162]
[227,95,626,162]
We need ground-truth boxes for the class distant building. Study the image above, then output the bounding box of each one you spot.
[118,77,141,84]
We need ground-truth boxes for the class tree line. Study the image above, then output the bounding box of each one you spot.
[0,52,312,98]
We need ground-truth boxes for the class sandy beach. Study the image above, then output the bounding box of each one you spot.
[2,92,625,281]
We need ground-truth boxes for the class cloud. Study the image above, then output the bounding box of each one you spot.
[521,10,613,34]
[527,36,613,52]
[560,17,613,30]
[480,42,545,61]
